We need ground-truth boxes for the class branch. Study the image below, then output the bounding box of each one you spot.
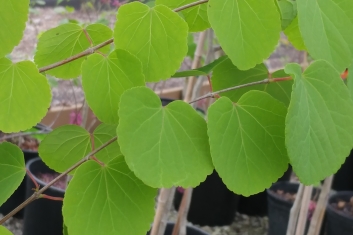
[174,0,208,12]
[189,76,292,104]
[0,136,117,225]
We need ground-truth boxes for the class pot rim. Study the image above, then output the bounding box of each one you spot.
[326,191,353,221]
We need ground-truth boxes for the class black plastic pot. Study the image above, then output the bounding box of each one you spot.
[23,157,65,235]
[332,150,353,191]
[174,170,240,226]
[326,191,353,235]
[237,165,292,216]
[147,223,209,235]
[0,124,50,218]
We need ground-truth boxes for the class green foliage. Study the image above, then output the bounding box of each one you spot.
[283,17,306,51]
[285,61,353,184]
[82,49,145,124]
[207,91,288,196]
[296,0,353,72]
[93,123,121,163]
[34,23,112,79]
[0,0,29,58]
[63,157,157,235]
[208,0,281,70]
[114,2,188,82]
[0,58,51,133]
[117,87,213,188]
[276,0,296,30]
[0,143,25,207]
[0,226,13,235]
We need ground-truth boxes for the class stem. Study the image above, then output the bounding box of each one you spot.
[0,136,117,225]
[174,0,208,12]
[0,130,50,142]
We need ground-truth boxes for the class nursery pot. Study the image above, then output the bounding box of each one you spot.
[332,149,353,191]
[326,191,353,235]
[0,124,50,218]
[147,223,209,235]
[174,170,240,226]
[237,165,292,216]
[23,157,65,235]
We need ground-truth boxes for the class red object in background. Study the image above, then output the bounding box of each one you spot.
[342,69,348,79]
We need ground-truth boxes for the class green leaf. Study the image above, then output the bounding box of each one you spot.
[277,0,297,30]
[0,143,25,207]
[283,16,306,51]
[0,58,51,133]
[63,157,157,235]
[155,0,210,32]
[93,123,121,163]
[82,49,145,124]
[23,127,48,142]
[0,0,29,58]
[172,56,228,78]
[348,67,353,101]
[285,61,353,184]
[38,125,92,174]
[0,226,14,235]
[296,0,353,72]
[211,58,293,106]
[34,23,113,79]
[187,34,196,59]
[117,87,213,188]
[114,2,188,82]
[207,91,288,196]
[208,0,281,70]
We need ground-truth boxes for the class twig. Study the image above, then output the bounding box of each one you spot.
[150,188,174,235]
[0,130,50,142]
[172,188,193,235]
[287,184,304,235]
[0,136,117,225]
[295,185,313,235]
[174,0,208,12]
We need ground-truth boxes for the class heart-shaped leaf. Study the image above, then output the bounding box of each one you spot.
[285,61,353,184]
[0,0,29,58]
[156,0,210,32]
[117,87,213,188]
[208,0,281,70]
[114,2,188,82]
[296,0,353,72]
[0,58,51,133]
[82,49,145,124]
[34,23,112,79]
[0,143,25,207]
[93,123,121,163]
[63,157,157,235]
[207,91,288,196]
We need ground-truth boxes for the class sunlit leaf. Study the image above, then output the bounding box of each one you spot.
[208,0,281,70]
[63,157,157,235]
[93,123,121,163]
[0,58,51,133]
[283,16,306,51]
[207,91,288,196]
[117,87,213,188]
[0,226,14,235]
[285,61,353,184]
[114,2,188,82]
[34,23,112,79]
[0,143,25,207]
[82,49,145,124]
[0,0,29,58]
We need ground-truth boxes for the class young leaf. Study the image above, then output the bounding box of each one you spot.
[208,0,281,70]
[82,49,145,124]
[296,0,353,72]
[117,87,213,188]
[207,91,289,196]
[34,23,112,79]
[0,226,14,235]
[38,125,92,174]
[155,0,210,32]
[63,157,157,235]
[285,61,353,185]
[0,0,29,58]
[114,2,188,82]
[0,58,51,133]
[171,55,228,78]
[283,16,306,51]
[93,123,121,163]
[0,143,25,207]
[211,59,293,106]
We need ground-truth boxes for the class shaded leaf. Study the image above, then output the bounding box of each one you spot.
[207,91,288,196]
[285,61,353,184]
[277,0,297,30]
[117,87,213,188]
[283,16,306,51]
[63,157,157,235]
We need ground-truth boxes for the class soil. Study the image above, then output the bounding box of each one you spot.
[331,197,353,217]
[35,172,67,190]
[0,134,40,151]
